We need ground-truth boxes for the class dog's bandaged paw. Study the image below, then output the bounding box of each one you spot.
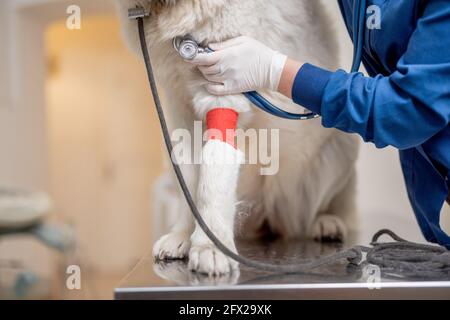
[153,232,191,260]
[188,244,239,276]
[311,215,347,242]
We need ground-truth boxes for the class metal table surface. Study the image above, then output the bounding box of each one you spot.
[115,233,450,300]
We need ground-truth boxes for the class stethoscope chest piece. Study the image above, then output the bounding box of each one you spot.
[173,35,211,60]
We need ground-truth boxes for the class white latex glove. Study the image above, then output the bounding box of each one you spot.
[188,36,287,95]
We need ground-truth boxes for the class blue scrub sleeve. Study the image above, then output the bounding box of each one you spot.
[292,0,450,150]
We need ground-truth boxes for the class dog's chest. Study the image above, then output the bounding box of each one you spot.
[152,1,263,46]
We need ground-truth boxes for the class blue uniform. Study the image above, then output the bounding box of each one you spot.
[292,0,450,248]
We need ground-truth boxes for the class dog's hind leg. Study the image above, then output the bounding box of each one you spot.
[305,132,359,242]
[311,168,358,242]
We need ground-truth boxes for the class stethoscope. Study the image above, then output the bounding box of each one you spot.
[127,0,448,276]
[173,0,367,121]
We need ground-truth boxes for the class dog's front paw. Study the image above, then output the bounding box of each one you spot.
[311,215,347,242]
[188,244,238,276]
[153,233,191,261]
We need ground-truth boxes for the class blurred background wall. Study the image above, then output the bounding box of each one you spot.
[0,0,448,299]
[46,16,162,274]
[0,0,165,299]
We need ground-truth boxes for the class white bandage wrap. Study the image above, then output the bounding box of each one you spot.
[194,139,244,243]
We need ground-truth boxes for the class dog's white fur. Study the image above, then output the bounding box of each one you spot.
[116,0,359,276]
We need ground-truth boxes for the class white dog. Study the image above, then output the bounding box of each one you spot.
[116,0,359,276]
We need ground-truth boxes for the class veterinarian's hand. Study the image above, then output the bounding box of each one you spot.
[189,36,287,95]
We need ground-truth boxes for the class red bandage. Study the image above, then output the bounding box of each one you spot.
[206,108,238,148]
